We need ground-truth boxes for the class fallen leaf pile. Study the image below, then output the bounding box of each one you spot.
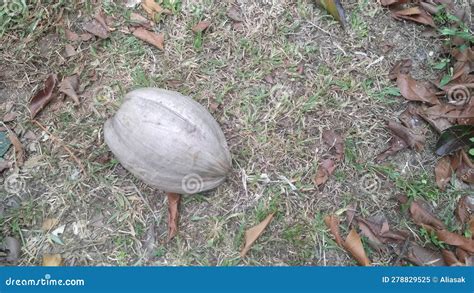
[377,0,473,189]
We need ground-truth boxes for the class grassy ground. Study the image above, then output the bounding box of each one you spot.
[0,0,471,266]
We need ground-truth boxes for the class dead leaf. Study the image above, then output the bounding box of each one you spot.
[375,135,407,162]
[388,59,412,80]
[456,196,472,225]
[435,229,474,253]
[227,7,243,22]
[6,129,24,167]
[387,120,425,151]
[80,33,93,41]
[130,12,152,29]
[64,44,77,57]
[392,7,436,27]
[241,213,275,257]
[441,250,464,266]
[343,229,371,266]
[410,200,445,229]
[192,21,211,33]
[167,193,180,241]
[42,218,59,231]
[322,130,344,161]
[357,220,386,252]
[314,159,336,186]
[29,74,57,119]
[142,0,171,16]
[434,156,453,190]
[3,112,17,122]
[1,236,21,263]
[380,0,408,6]
[42,254,62,266]
[59,75,80,105]
[455,247,469,264]
[64,29,79,41]
[132,27,164,50]
[346,202,357,227]
[83,17,109,39]
[406,242,446,266]
[397,74,439,105]
[324,214,344,247]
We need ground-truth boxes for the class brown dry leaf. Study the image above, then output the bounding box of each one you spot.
[80,33,93,41]
[132,27,164,50]
[227,6,243,22]
[346,202,357,227]
[42,218,59,231]
[406,242,446,266]
[59,75,80,105]
[142,0,171,16]
[192,21,211,33]
[410,201,445,230]
[343,229,371,266]
[388,59,412,80]
[7,129,24,167]
[380,0,408,6]
[241,213,275,257]
[29,74,57,119]
[167,193,181,241]
[322,130,344,161]
[470,217,474,237]
[455,196,470,225]
[397,74,439,105]
[441,250,464,266]
[455,248,470,264]
[434,156,453,190]
[42,254,62,266]
[64,44,77,57]
[417,104,456,133]
[130,12,152,29]
[82,17,109,39]
[3,112,17,122]
[387,120,425,151]
[357,220,386,252]
[435,229,474,253]
[64,29,79,41]
[314,159,336,186]
[375,135,407,162]
[392,7,436,27]
[324,214,344,247]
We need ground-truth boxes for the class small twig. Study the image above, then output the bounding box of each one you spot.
[33,120,86,174]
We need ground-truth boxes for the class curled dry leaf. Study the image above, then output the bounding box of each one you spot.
[192,21,211,33]
[29,74,57,119]
[64,44,77,58]
[241,213,275,257]
[441,250,464,266]
[83,18,109,39]
[380,0,408,6]
[167,193,181,241]
[142,0,171,16]
[3,112,17,123]
[388,59,412,80]
[409,200,445,230]
[42,218,60,231]
[435,229,474,253]
[42,254,62,266]
[64,29,79,41]
[6,128,24,167]
[396,74,439,105]
[375,135,407,162]
[406,242,445,266]
[130,12,152,29]
[392,6,436,27]
[314,159,336,186]
[59,75,80,105]
[322,130,344,161]
[132,27,164,50]
[387,120,425,151]
[455,196,470,225]
[357,220,386,252]
[434,156,453,190]
[343,229,371,266]
[324,214,344,247]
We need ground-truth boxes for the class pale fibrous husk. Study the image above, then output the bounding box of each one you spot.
[104,88,232,194]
